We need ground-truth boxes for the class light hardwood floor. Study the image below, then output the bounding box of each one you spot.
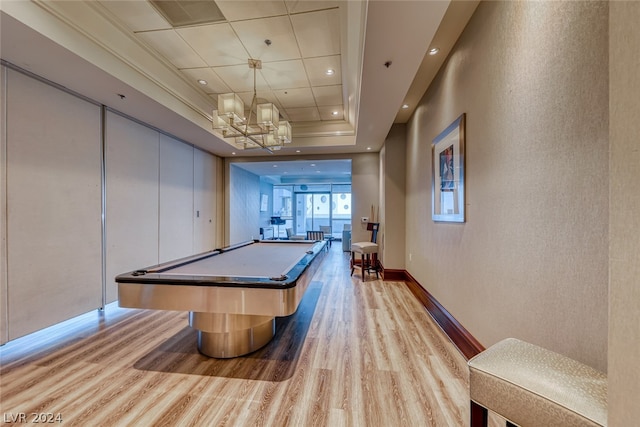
[1,244,502,426]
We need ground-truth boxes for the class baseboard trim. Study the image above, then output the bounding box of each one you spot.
[381,269,405,281]
[402,270,485,360]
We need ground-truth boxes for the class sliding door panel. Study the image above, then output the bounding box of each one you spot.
[6,70,102,339]
[0,66,7,344]
[105,111,160,302]
[193,148,216,253]
[159,134,194,262]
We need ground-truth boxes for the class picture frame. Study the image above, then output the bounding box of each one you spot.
[432,113,465,222]
[260,194,269,212]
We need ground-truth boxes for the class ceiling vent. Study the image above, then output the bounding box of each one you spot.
[150,1,226,27]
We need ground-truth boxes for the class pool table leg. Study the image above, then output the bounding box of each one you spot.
[189,312,276,358]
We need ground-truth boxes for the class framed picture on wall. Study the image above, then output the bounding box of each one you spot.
[432,113,465,222]
[260,194,269,212]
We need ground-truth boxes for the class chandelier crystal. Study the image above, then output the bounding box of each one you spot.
[212,59,292,152]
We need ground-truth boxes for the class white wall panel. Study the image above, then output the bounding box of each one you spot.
[105,111,160,302]
[193,148,216,253]
[228,164,260,245]
[6,69,102,340]
[159,134,194,262]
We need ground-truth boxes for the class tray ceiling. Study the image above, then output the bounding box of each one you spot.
[0,1,479,157]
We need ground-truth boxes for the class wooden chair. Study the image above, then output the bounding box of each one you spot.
[306,230,325,241]
[319,225,334,247]
[306,231,328,251]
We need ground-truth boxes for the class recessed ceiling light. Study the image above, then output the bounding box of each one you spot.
[310,163,316,167]
[296,150,301,153]
[332,111,339,116]
[273,164,278,167]
[428,48,440,55]
[231,152,236,155]
[402,104,409,109]
[326,69,335,76]
[197,79,208,85]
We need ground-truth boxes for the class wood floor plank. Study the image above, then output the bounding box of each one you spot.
[1,245,491,426]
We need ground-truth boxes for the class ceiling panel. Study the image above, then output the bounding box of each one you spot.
[216,1,288,22]
[136,29,207,68]
[285,106,320,122]
[237,89,280,110]
[291,8,340,58]
[274,87,316,108]
[318,105,343,121]
[177,23,248,67]
[214,62,270,92]
[261,59,309,90]
[180,67,231,94]
[304,55,341,86]
[231,16,300,62]
[99,1,170,31]
[312,85,342,106]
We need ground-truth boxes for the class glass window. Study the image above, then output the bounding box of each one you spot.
[274,183,351,238]
[273,186,293,217]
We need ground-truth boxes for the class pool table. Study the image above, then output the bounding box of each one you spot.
[116,239,327,358]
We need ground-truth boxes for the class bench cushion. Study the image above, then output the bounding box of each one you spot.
[468,338,607,426]
[351,242,378,254]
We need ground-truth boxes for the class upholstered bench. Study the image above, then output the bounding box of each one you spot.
[468,338,607,427]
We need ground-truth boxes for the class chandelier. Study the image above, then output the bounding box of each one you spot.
[212,59,292,153]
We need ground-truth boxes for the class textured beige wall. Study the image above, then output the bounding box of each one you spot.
[608,2,640,423]
[351,153,380,243]
[379,145,386,260]
[380,125,407,270]
[405,1,609,370]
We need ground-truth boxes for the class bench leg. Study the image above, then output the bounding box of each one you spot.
[470,400,488,427]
